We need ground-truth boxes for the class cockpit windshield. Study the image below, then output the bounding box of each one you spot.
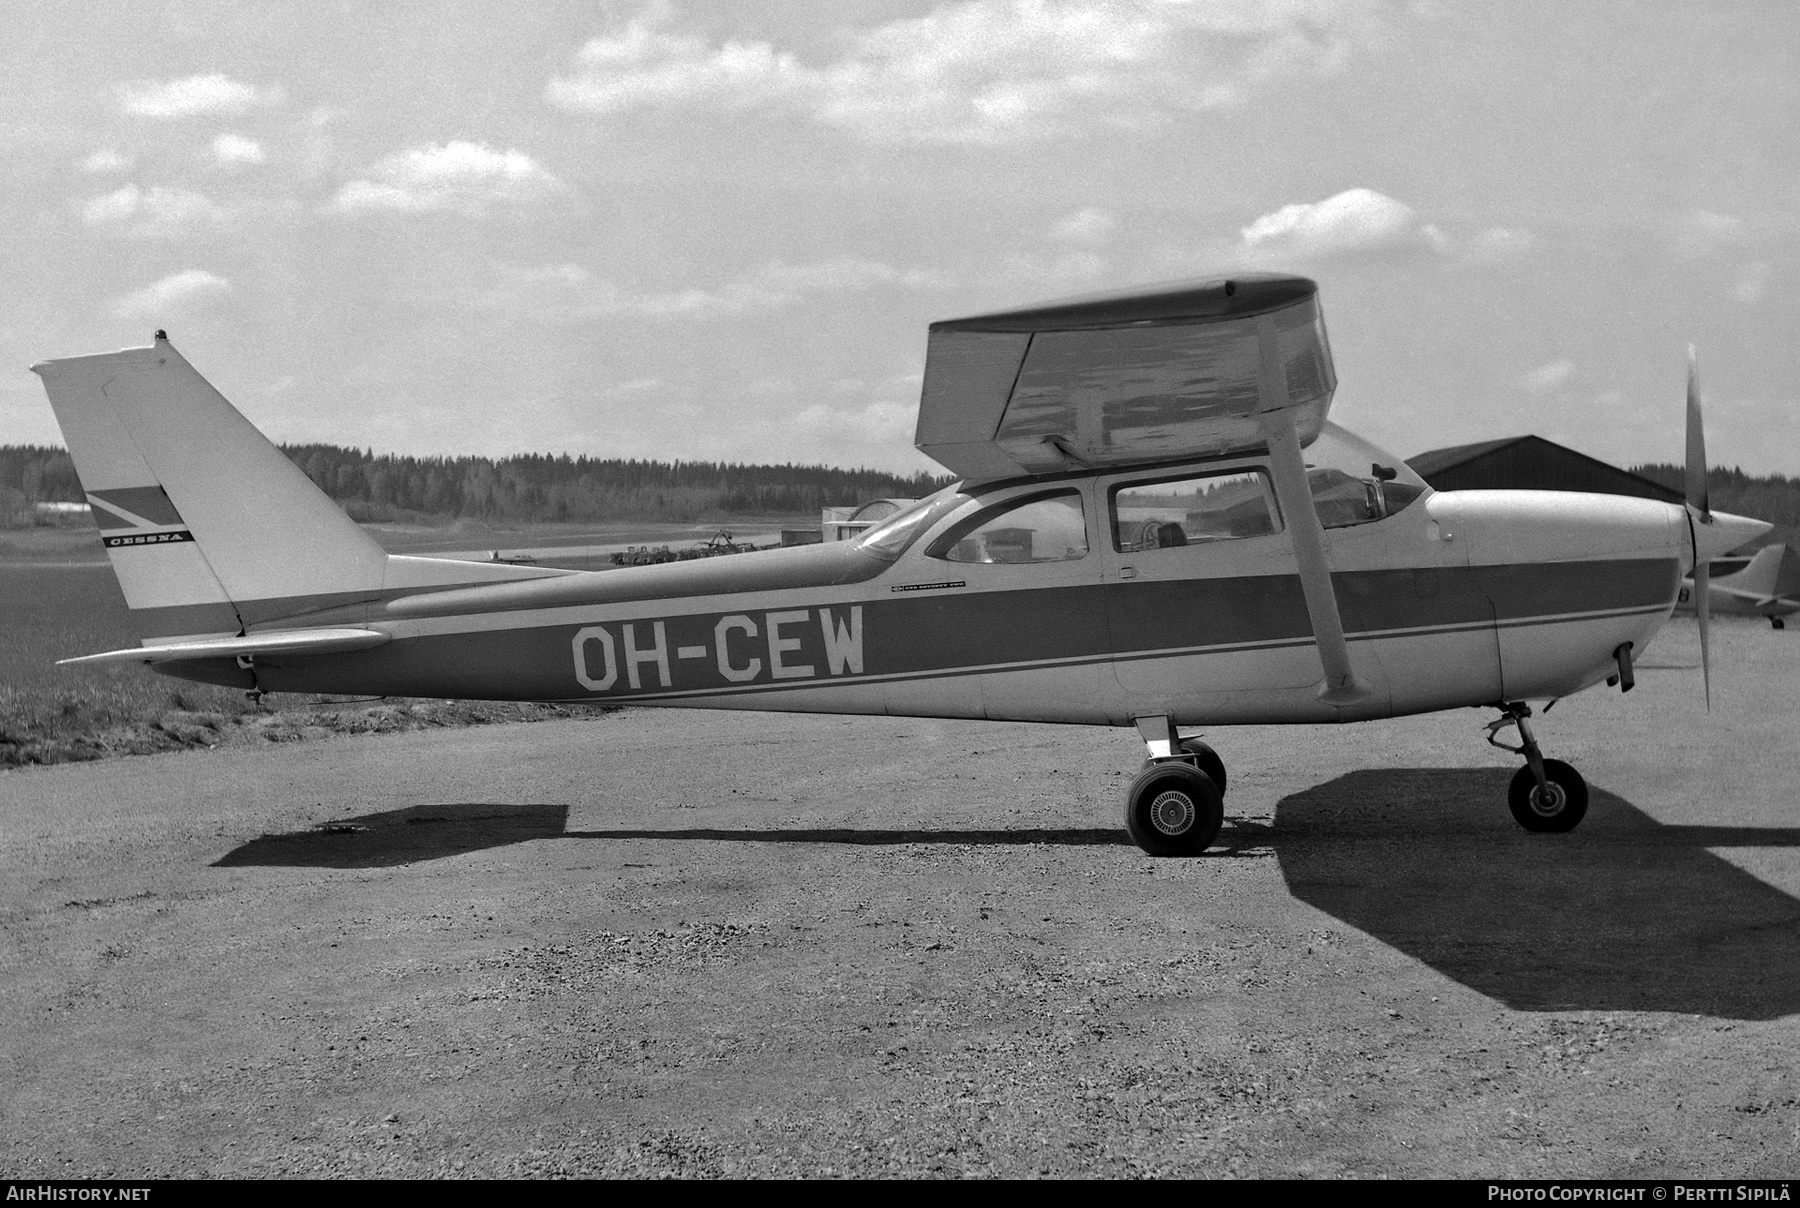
[1303,421,1429,528]
[855,486,971,560]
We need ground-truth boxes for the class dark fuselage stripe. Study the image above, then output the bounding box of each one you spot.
[241,557,1681,704]
[525,602,1675,705]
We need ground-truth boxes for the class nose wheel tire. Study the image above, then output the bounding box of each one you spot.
[1125,762,1224,856]
[1507,759,1589,833]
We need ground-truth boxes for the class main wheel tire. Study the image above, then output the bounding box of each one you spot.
[1507,759,1589,833]
[1125,762,1224,856]
[1176,738,1227,796]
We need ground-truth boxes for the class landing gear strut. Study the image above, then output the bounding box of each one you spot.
[1125,717,1225,856]
[1485,703,1588,832]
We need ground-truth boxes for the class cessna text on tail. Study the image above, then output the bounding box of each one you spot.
[31,276,1768,855]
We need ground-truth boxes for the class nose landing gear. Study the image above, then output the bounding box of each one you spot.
[1486,702,1588,832]
[1125,716,1225,856]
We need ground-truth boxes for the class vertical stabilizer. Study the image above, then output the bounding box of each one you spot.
[1733,543,1786,599]
[32,335,388,640]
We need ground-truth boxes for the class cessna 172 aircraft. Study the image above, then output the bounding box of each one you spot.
[1677,543,1798,629]
[32,274,1769,855]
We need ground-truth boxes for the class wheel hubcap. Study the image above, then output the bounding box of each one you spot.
[1530,781,1567,817]
[1149,789,1196,836]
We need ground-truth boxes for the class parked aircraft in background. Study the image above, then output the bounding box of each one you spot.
[31,275,1768,855]
[1677,544,1798,629]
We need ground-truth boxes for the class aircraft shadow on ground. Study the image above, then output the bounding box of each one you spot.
[212,805,1134,869]
[1273,769,1800,1020]
[209,773,1800,1020]
[213,802,571,869]
[557,826,1134,846]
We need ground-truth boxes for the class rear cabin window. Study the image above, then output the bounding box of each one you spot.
[1112,470,1279,552]
[930,491,1089,564]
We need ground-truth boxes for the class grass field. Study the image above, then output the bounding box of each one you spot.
[0,519,786,766]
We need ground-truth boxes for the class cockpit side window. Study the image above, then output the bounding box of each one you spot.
[927,490,1089,564]
[1111,469,1280,552]
[1299,420,1429,527]
[1307,468,1427,529]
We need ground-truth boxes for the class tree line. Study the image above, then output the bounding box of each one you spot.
[5,441,1796,538]
[0,443,950,525]
[1631,464,1800,545]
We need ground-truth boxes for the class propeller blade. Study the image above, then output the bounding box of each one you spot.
[1696,557,1712,711]
[1686,345,1710,519]
[1687,346,1713,709]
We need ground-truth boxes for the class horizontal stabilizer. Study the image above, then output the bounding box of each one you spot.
[60,627,389,667]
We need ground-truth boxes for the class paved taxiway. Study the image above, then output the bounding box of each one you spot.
[2,618,1797,1177]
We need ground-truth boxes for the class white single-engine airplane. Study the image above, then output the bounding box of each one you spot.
[32,275,1769,855]
[1677,544,1798,629]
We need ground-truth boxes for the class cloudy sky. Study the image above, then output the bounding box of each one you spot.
[2,1,1795,474]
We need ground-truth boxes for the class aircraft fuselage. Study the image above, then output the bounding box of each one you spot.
[178,453,1689,729]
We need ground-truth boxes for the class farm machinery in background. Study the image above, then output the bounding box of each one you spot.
[611,531,766,567]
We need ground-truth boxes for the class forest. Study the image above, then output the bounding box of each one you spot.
[3,443,1795,543]
[1630,463,1800,544]
[0,444,950,525]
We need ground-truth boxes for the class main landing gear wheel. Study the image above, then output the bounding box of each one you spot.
[1507,759,1588,832]
[1137,739,1228,795]
[1124,762,1224,857]
[1176,738,1227,797]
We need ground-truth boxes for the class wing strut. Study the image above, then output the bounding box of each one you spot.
[1256,323,1369,705]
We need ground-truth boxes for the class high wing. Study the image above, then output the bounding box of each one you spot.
[916,273,1366,703]
[915,274,1335,479]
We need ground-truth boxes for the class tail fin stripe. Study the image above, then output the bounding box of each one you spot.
[88,486,184,526]
[88,501,147,530]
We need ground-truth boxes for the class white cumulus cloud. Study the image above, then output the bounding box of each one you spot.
[1522,360,1576,395]
[1462,226,1534,265]
[791,399,917,444]
[80,185,142,226]
[117,73,284,118]
[1050,207,1115,243]
[429,256,946,320]
[598,257,948,317]
[77,148,131,173]
[546,1,1382,144]
[211,133,266,165]
[1238,188,1447,263]
[1684,209,1745,245]
[1733,261,1772,305]
[327,141,563,216]
[79,184,232,235]
[112,270,230,317]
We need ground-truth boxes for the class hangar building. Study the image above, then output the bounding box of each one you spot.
[1406,435,1683,503]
